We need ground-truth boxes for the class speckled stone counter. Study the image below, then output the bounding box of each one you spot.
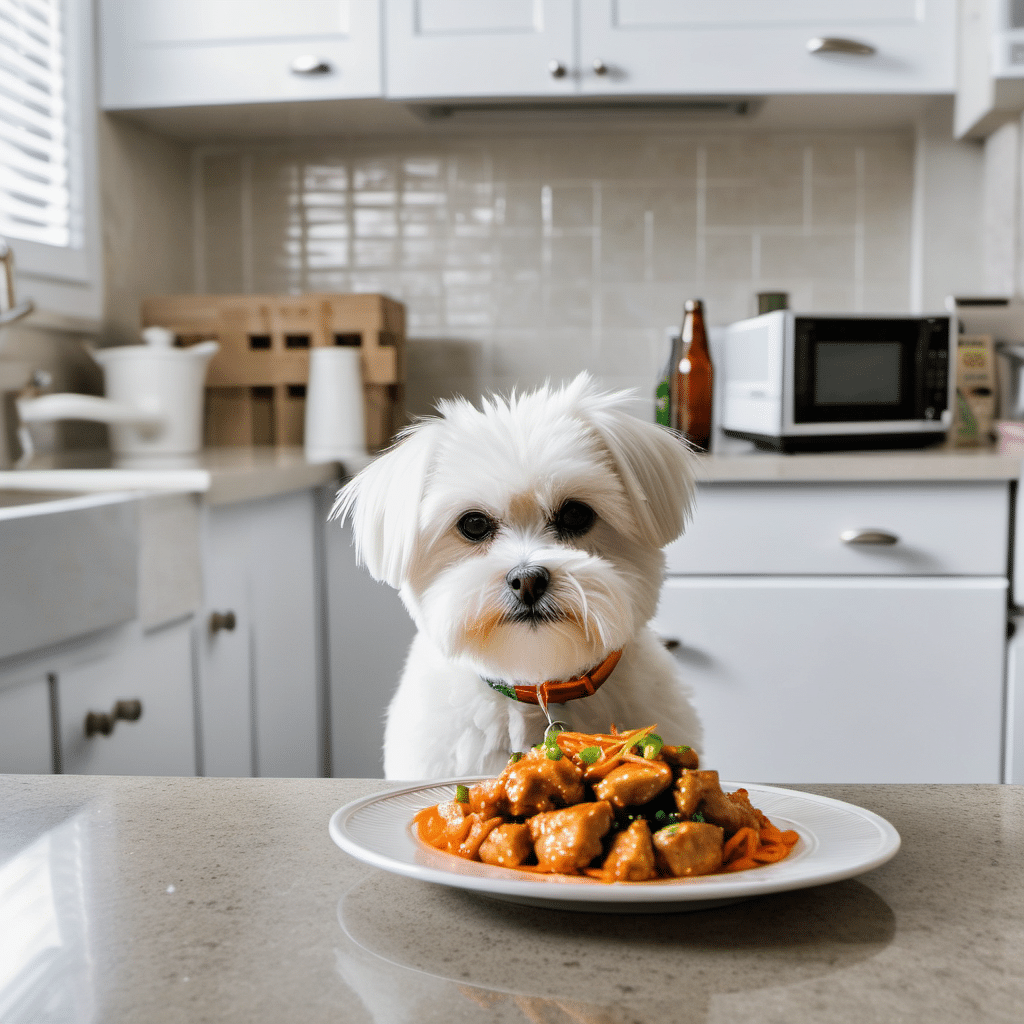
[697,447,1023,483]
[0,775,1020,1024]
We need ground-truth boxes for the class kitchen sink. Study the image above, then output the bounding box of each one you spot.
[0,489,138,660]
[0,488,85,511]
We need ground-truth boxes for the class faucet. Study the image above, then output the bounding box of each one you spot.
[0,238,33,330]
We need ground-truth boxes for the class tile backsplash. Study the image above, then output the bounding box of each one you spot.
[192,128,913,416]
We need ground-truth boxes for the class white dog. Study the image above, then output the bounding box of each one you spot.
[333,373,702,779]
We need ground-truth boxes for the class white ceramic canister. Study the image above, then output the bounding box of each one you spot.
[17,328,219,458]
[93,338,219,457]
[304,346,368,463]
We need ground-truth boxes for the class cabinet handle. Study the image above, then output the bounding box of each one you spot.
[806,37,876,56]
[593,58,608,75]
[290,54,332,76]
[85,699,142,739]
[840,528,899,546]
[661,638,681,651]
[548,59,567,78]
[209,610,237,633]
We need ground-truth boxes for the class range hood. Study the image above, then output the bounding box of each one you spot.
[409,97,764,123]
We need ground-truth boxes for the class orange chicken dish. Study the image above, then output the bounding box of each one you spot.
[413,726,799,882]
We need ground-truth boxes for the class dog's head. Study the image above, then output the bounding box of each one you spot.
[333,374,696,683]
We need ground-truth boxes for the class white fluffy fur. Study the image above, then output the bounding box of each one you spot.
[332,373,703,779]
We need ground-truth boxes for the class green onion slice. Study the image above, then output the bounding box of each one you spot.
[578,745,602,765]
[641,734,664,759]
[455,785,469,803]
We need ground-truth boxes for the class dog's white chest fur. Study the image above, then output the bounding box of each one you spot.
[334,374,702,780]
[383,627,702,779]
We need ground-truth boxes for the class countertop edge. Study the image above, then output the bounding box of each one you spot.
[695,452,1024,483]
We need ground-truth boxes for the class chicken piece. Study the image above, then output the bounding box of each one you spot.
[673,770,762,838]
[478,823,534,867]
[661,744,699,770]
[653,821,724,877]
[529,801,614,874]
[503,748,585,816]
[698,781,761,838]
[592,760,673,808]
[673,770,716,818]
[468,775,507,819]
[458,815,504,859]
[602,819,657,882]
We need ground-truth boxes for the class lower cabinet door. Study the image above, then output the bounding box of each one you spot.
[0,671,53,773]
[58,621,197,776]
[654,576,1007,784]
[200,490,322,779]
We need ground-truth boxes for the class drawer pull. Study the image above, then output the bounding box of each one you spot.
[840,528,899,546]
[548,59,567,78]
[290,55,332,76]
[209,610,237,633]
[806,37,876,56]
[85,699,142,738]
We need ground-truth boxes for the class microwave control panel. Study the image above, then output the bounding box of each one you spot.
[920,318,951,420]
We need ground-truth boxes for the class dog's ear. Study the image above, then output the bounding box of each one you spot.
[578,385,697,549]
[330,419,440,588]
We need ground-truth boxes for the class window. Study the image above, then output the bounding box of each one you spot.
[0,0,99,325]
[0,0,71,248]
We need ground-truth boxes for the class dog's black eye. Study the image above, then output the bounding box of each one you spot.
[457,511,496,543]
[554,500,596,537]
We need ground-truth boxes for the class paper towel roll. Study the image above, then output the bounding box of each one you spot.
[305,347,367,462]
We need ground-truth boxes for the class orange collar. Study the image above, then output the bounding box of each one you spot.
[483,649,623,706]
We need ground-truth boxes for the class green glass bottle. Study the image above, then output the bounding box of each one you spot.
[656,328,682,428]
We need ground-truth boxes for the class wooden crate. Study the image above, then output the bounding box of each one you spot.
[140,293,405,451]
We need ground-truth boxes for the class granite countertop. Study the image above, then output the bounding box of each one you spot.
[697,446,1024,483]
[1,774,1019,1024]
[0,447,346,504]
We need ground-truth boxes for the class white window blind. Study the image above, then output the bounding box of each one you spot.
[0,0,69,248]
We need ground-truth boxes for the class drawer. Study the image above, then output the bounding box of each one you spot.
[665,482,1010,576]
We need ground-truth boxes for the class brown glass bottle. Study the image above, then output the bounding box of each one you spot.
[674,298,713,451]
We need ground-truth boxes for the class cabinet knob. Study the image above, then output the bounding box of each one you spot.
[290,54,332,75]
[806,37,876,56]
[85,699,142,739]
[593,58,608,75]
[209,610,237,633]
[548,59,567,78]
[840,528,899,546]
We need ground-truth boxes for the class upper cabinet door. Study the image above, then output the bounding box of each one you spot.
[100,0,382,109]
[384,0,576,99]
[578,0,956,96]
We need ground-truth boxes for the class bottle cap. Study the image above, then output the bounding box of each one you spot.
[684,299,704,312]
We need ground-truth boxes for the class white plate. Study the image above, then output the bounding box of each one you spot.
[329,779,901,913]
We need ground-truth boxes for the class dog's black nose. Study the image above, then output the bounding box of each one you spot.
[506,565,550,606]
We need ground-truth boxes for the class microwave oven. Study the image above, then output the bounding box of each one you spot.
[718,311,954,452]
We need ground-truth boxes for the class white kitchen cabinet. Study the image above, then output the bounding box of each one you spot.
[384,0,955,100]
[0,618,198,776]
[0,672,53,774]
[656,576,1006,783]
[325,515,416,778]
[656,479,1012,784]
[955,0,1024,138]
[100,0,382,110]
[198,488,325,778]
[57,620,198,776]
[384,0,575,100]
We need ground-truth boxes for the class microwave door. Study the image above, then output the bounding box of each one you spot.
[786,317,950,436]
